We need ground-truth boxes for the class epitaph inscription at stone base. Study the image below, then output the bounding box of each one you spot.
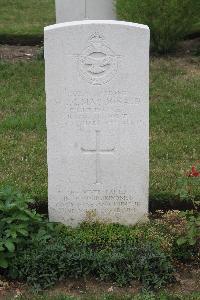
[55,0,116,23]
[45,20,150,226]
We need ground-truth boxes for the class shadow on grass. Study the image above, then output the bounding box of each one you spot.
[0,34,43,46]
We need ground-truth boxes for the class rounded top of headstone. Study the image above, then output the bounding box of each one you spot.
[45,20,149,33]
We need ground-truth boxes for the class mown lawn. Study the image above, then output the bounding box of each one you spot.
[0,60,47,201]
[0,56,199,204]
[0,0,199,42]
[0,0,55,40]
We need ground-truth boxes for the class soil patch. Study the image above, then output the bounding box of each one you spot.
[177,38,200,56]
[0,38,199,63]
[0,45,41,62]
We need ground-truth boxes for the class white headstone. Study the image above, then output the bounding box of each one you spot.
[45,20,149,227]
[55,0,116,23]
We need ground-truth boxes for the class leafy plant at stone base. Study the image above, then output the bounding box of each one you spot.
[176,210,200,256]
[175,165,200,260]
[176,163,200,206]
[116,0,200,53]
[9,223,175,291]
[0,186,53,269]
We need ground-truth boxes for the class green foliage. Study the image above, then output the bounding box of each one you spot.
[96,243,173,289]
[175,174,200,260]
[0,186,52,269]
[173,239,199,262]
[176,176,200,204]
[116,0,200,53]
[177,210,200,248]
[9,223,174,290]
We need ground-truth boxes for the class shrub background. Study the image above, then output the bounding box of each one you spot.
[116,0,200,53]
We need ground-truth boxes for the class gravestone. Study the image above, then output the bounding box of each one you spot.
[45,20,150,227]
[55,0,116,23]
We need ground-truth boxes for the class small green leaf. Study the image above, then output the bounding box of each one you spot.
[189,239,196,246]
[5,240,15,252]
[0,257,8,268]
[177,237,186,246]
[17,228,28,236]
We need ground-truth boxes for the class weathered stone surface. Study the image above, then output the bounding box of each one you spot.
[45,20,150,226]
[55,0,116,23]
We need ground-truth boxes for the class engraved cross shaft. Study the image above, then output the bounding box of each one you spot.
[81,130,115,184]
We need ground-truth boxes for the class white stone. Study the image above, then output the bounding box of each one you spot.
[45,20,150,227]
[55,0,116,23]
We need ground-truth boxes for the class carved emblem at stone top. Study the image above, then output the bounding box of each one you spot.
[79,33,118,85]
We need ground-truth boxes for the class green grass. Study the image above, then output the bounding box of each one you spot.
[150,57,200,203]
[0,0,199,44]
[0,0,55,41]
[0,57,200,204]
[0,61,47,201]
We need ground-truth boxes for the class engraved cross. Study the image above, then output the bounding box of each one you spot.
[81,130,115,184]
